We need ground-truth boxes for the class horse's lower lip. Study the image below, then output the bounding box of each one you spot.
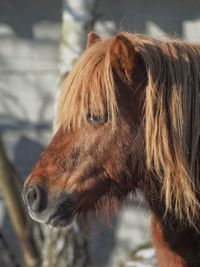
[47,212,74,227]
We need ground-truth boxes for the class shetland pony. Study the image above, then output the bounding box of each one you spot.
[23,32,200,267]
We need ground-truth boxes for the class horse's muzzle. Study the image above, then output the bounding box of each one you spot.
[22,183,76,227]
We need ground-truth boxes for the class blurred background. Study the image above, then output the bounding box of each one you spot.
[0,0,199,267]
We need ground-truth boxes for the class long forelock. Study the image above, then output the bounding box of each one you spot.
[57,39,118,131]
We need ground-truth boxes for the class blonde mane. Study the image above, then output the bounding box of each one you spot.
[58,32,200,225]
[57,38,117,130]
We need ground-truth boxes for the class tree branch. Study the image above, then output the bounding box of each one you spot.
[0,137,40,267]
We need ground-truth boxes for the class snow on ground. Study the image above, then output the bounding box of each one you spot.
[119,247,157,267]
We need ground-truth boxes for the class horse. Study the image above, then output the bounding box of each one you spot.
[22,32,200,267]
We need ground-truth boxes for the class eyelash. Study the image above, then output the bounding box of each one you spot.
[86,113,108,125]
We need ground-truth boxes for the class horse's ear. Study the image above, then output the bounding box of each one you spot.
[110,34,145,84]
[86,32,101,48]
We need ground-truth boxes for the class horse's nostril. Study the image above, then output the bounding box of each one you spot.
[25,185,46,213]
[26,186,37,206]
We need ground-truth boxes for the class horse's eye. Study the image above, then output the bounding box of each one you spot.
[86,113,108,125]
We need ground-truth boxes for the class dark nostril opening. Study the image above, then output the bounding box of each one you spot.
[26,186,37,206]
[24,185,47,213]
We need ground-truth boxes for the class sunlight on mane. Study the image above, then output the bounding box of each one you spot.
[57,38,118,131]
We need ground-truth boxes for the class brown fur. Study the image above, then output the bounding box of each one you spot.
[151,214,186,267]
[24,32,200,266]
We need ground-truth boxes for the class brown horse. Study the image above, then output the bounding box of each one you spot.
[23,32,200,267]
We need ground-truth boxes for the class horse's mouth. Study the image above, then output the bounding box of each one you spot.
[46,206,75,227]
